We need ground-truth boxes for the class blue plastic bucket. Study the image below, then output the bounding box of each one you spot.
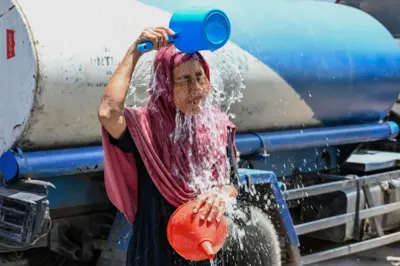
[137,7,231,53]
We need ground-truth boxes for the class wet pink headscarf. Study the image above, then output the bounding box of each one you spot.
[101,46,237,224]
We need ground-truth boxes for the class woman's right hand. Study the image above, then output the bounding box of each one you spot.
[133,26,176,54]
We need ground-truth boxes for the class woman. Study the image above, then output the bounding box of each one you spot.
[98,26,240,266]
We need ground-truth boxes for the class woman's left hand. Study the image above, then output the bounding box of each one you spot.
[193,185,238,223]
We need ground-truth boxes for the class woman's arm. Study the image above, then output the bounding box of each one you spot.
[98,27,175,139]
[98,47,141,139]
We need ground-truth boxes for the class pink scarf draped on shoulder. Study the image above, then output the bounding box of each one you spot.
[101,46,237,224]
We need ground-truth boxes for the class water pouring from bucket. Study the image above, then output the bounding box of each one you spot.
[137,6,231,53]
[167,200,228,261]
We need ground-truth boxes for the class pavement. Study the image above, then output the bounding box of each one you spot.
[309,242,400,266]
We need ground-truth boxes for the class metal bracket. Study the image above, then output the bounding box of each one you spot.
[363,184,384,237]
[252,132,270,158]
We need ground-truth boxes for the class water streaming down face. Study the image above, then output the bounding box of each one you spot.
[129,46,246,195]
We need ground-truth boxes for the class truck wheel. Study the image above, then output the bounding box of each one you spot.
[224,206,282,266]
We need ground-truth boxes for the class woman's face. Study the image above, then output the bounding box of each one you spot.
[172,59,211,114]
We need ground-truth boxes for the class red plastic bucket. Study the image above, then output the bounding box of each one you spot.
[167,200,228,261]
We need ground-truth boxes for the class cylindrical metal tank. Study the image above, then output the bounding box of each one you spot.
[1,0,400,154]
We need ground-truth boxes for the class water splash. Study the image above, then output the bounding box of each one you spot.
[127,51,156,106]
[128,46,246,196]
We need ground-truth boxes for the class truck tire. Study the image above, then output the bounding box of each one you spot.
[224,206,282,266]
